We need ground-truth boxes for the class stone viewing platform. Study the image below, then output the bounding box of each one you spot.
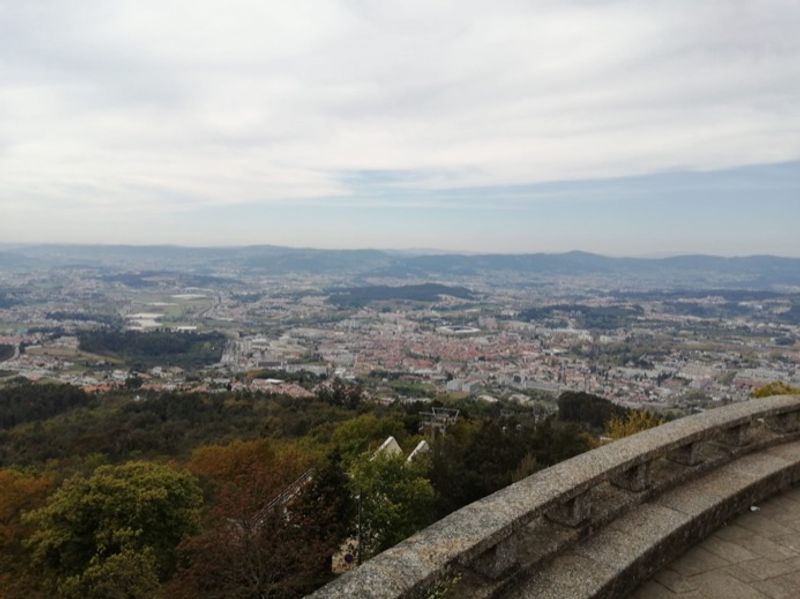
[308,395,800,599]
[633,483,800,599]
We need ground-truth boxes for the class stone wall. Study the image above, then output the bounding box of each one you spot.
[308,395,800,599]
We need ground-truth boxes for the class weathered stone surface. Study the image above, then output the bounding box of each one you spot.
[719,423,753,447]
[630,581,679,599]
[699,536,759,563]
[652,568,699,593]
[471,532,519,579]
[572,527,646,571]
[508,443,800,599]
[667,442,703,466]
[608,503,691,545]
[307,397,800,599]
[545,488,592,527]
[504,553,616,599]
[767,411,800,434]
[611,461,652,492]
[636,487,800,599]
[668,546,730,577]
[683,571,769,599]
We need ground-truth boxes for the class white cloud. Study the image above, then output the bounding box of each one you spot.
[0,0,798,235]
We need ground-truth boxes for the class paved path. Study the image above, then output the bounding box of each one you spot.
[632,484,800,599]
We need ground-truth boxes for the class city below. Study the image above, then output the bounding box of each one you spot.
[2,244,799,415]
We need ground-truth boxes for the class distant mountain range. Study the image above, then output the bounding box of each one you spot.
[1,244,799,288]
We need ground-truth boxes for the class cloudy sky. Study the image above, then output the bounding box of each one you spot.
[1,0,798,255]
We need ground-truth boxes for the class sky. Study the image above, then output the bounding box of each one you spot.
[0,0,798,255]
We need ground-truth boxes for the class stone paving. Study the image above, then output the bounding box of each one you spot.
[632,484,800,599]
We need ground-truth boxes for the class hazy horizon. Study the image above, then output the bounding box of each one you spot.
[3,240,800,260]
[1,1,798,255]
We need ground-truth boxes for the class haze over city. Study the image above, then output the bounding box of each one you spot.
[1,1,799,255]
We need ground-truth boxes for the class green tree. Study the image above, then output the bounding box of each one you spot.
[24,461,203,597]
[350,452,435,561]
[58,549,161,599]
[330,414,407,465]
[557,391,627,430]
[429,417,591,518]
[293,450,356,572]
[0,381,89,430]
[124,374,143,390]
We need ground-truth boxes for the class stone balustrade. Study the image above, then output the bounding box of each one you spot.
[308,395,800,599]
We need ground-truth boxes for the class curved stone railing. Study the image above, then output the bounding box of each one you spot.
[309,395,800,599]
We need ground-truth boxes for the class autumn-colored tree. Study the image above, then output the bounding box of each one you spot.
[187,438,312,485]
[605,410,665,440]
[24,461,203,598]
[752,382,800,398]
[169,450,354,599]
[0,469,53,598]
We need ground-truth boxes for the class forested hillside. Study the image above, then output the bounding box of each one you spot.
[77,330,226,369]
[0,381,654,598]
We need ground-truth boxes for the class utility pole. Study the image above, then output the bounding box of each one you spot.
[419,407,460,438]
